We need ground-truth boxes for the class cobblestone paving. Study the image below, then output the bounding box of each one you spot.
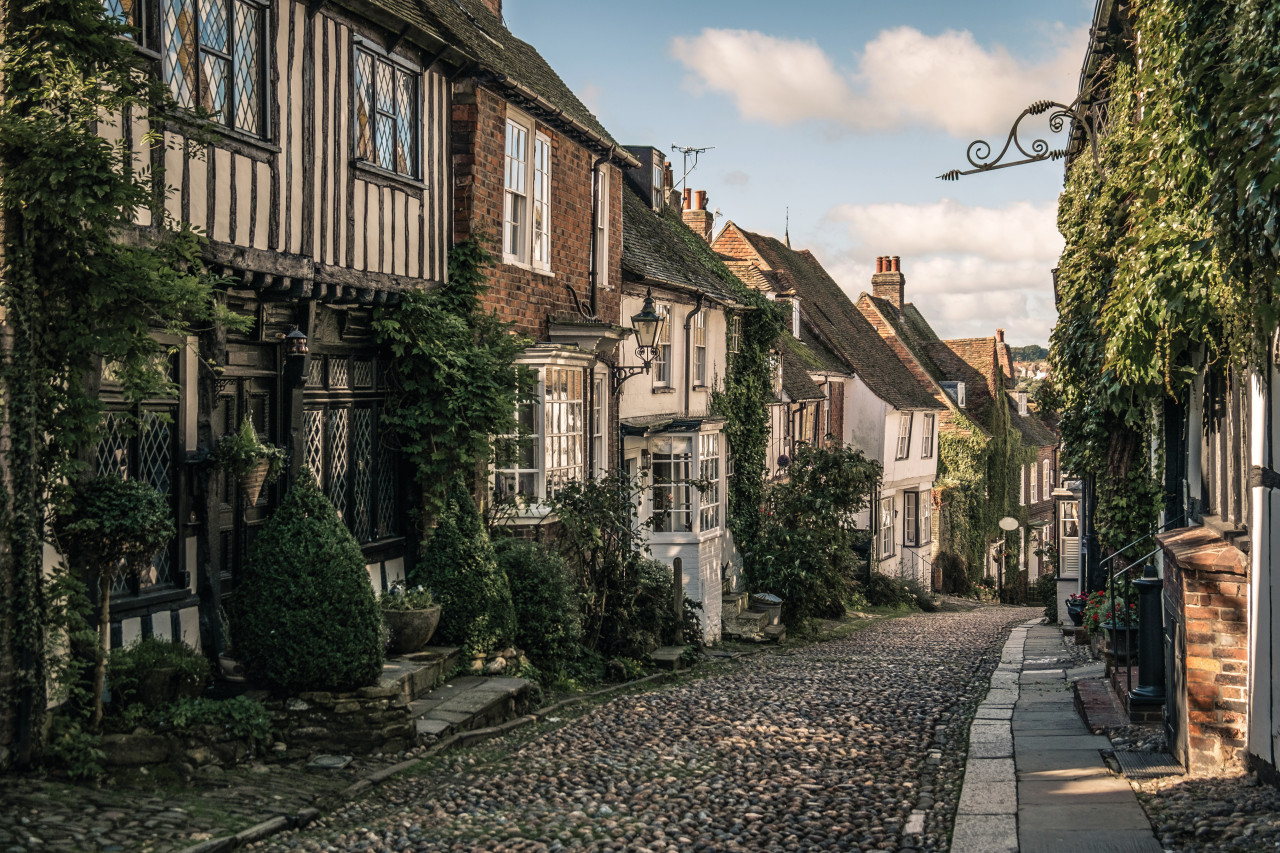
[1133,766,1280,850]
[253,606,1039,853]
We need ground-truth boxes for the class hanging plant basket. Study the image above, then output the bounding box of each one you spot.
[240,458,272,506]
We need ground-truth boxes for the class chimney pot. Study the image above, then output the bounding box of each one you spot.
[693,190,707,211]
[871,253,905,311]
[876,256,884,273]
[996,328,1005,342]
[892,255,901,272]
[683,188,692,210]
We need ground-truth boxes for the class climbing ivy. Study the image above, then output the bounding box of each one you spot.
[0,0,232,768]
[373,239,535,522]
[712,294,785,572]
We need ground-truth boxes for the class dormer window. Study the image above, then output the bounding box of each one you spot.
[791,298,800,338]
[651,162,664,209]
[942,381,966,408]
[1017,391,1028,416]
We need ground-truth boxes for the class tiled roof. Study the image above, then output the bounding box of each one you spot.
[620,186,744,305]
[1007,394,1059,447]
[393,0,634,163]
[780,337,826,402]
[714,224,943,412]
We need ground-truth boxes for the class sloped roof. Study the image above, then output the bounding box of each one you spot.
[714,224,942,412]
[620,186,744,305]
[780,337,826,402]
[392,0,634,164]
[1007,393,1059,447]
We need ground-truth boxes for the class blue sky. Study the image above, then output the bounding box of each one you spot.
[504,0,1097,345]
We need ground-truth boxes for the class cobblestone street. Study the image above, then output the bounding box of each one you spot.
[252,606,1038,852]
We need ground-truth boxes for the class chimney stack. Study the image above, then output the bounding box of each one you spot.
[871,255,906,311]
[996,328,1005,343]
[683,189,713,243]
[477,0,501,18]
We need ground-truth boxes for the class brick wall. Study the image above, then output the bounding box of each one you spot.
[451,83,621,338]
[1158,526,1250,773]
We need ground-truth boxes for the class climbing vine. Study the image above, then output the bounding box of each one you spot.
[712,294,785,573]
[0,0,232,768]
[373,239,535,522]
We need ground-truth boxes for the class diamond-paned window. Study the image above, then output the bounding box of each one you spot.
[162,0,266,135]
[352,360,374,389]
[352,408,372,541]
[307,355,325,388]
[304,409,325,483]
[329,357,349,389]
[307,402,399,543]
[328,408,349,520]
[354,47,419,178]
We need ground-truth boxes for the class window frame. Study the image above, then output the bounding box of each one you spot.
[1020,464,1027,506]
[879,496,895,558]
[542,365,584,498]
[1030,460,1039,504]
[652,302,672,388]
[1043,459,1052,494]
[920,489,932,545]
[728,314,741,355]
[353,42,422,180]
[698,433,721,532]
[1017,391,1029,416]
[652,436,694,533]
[502,109,552,271]
[895,412,913,460]
[693,310,707,387]
[920,413,935,459]
[592,168,609,290]
[903,490,919,547]
[158,0,270,138]
[494,363,589,510]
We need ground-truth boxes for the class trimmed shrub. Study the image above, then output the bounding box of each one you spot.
[495,538,582,667]
[414,481,515,656]
[1034,571,1058,622]
[232,476,383,693]
[861,572,918,608]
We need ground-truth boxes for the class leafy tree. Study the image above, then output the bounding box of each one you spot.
[751,442,881,628]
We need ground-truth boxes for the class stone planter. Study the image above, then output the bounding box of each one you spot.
[218,653,246,683]
[1065,605,1085,627]
[384,606,441,655]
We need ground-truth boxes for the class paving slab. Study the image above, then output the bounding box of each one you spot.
[956,778,1017,814]
[951,813,1018,853]
[1019,801,1153,832]
[1018,829,1163,853]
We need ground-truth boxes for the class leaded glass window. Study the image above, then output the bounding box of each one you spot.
[162,0,266,135]
[304,402,400,543]
[354,47,420,178]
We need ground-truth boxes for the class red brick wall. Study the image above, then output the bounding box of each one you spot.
[451,84,621,338]
[1159,527,1250,773]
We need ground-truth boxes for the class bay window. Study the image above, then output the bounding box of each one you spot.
[698,433,721,531]
[494,363,589,507]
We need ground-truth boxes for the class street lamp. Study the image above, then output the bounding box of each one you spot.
[611,288,665,393]
[282,326,310,387]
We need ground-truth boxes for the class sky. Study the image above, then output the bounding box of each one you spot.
[503,0,1098,346]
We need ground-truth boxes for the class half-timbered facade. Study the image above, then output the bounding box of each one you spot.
[94,0,464,653]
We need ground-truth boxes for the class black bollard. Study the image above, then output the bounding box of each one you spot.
[1131,564,1166,701]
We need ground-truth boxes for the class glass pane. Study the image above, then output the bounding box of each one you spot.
[200,52,229,119]
[200,0,228,50]
[375,114,394,171]
[163,0,197,107]
[396,70,415,176]
[232,1,260,133]
[329,408,349,520]
[375,60,394,113]
[354,51,374,161]
[353,408,372,541]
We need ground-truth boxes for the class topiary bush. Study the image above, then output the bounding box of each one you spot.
[861,572,919,609]
[495,538,582,668]
[231,475,383,693]
[414,481,515,656]
[1034,571,1058,623]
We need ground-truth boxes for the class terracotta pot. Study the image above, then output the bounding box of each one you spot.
[383,606,442,655]
[240,458,271,506]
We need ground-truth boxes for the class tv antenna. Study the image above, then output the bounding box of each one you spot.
[671,144,714,191]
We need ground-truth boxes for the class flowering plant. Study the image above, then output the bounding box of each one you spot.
[1066,592,1089,607]
[379,583,435,611]
[1082,589,1138,632]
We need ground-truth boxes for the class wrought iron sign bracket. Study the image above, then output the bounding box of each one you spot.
[938,91,1110,181]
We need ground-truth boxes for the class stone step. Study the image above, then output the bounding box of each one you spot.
[380,646,462,702]
[408,675,533,743]
[649,646,690,671]
[722,592,749,617]
[722,609,771,643]
[763,624,787,643]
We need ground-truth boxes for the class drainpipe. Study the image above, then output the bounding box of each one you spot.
[588,148,614,319]
[683,293,705,415]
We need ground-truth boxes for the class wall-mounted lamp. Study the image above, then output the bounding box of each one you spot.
[283,326,310,387]
[610,288,666,394]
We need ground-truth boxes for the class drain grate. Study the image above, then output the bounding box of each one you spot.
[1113,749,1184,779]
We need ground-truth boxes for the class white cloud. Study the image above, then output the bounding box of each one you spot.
[671,25,1082,137]
[723,169,751,187]
[817,199,1063,342]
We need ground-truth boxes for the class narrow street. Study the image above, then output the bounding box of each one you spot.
[251,606,1039,853]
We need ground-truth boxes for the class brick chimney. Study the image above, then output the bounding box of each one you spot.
[996,328,1005,343]
[872,255,905,311]
[683,188,713,243]
[478,0,501,18]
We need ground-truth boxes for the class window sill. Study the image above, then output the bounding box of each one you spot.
[163,115,278,160]
[352,159,427,192]
[651,386,676,394]
[502,258,555,278]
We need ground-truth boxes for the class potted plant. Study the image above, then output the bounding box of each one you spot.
[209,417,287,505]
[380,584,442,655]
[1065,592,1088,627]
[1101,596,1140,665]
[216,606,246,682]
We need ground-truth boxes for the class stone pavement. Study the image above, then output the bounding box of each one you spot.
[952,620,1162,853]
